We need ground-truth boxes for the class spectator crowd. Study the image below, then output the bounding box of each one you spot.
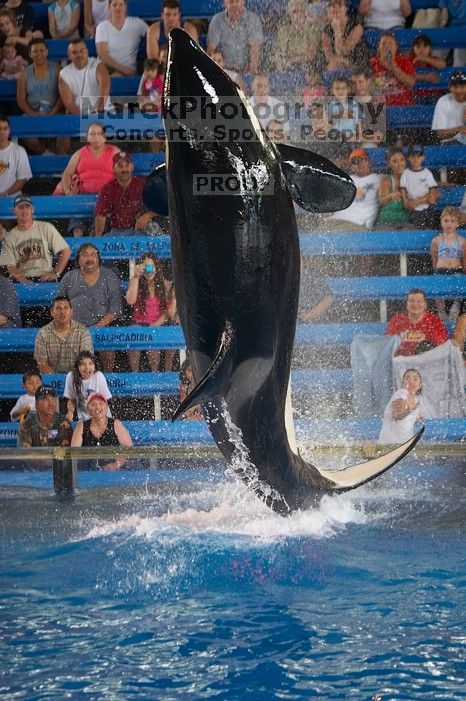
[0,0,465,451]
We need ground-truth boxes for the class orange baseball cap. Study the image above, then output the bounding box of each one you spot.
[348,148,370,162]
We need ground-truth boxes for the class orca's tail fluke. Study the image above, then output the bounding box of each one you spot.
[315,426,424,492]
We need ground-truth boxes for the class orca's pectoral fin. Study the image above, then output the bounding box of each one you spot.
[276,143,356,213]
[317,427,424,491]
[142,163,169,217]
[172,324,235,421]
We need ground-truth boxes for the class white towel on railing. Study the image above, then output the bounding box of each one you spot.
[351,334,400,417]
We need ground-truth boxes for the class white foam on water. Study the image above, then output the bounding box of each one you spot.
[79,475,368,545]
[74,415,435,546]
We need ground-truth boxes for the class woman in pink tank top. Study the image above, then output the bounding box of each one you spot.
[56,121,119,195]
[125,253,177,372]
[53,121,120,234]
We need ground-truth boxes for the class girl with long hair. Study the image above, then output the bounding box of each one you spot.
[64,350,112,421]
[125,253,176,371]
[378,368,433,444]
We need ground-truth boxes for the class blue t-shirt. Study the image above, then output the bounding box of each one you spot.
[438,0,466,26]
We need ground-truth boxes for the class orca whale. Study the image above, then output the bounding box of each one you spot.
[143,28,423,515]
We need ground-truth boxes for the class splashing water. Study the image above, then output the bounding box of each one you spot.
[215,398,293,514]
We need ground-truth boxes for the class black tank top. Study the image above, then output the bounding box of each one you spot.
[82,418,119,446]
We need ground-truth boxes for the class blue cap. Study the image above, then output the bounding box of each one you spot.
[13,194,33,207]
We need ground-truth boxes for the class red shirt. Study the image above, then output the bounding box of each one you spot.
[409,53,443,101]
[385,312,449,356]
[370,54,415,106]
[95,176,146,230]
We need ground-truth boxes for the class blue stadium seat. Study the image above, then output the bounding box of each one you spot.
[10,275,466,308]
[0,416,463,447]
[0,323,386,350]
[0,368,352,399]
[0,186,462,219]
[365,27,466,51]
[0,371,179,398]
[28,152,164,178]
[24,146,466,180]
[2,67,463,100]
[7,104,450,138]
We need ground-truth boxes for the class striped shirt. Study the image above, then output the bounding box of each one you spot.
[33,319,93,373]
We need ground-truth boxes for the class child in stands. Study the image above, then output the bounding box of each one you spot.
[138,58,164,112]
[410,34,446,104]
[210,49,246,92]
[64,350,112,421]
[399,143,440,228]
[10,370,42,422]
[378,368,433,444]
[324,75,363,143]
[301,64,325,108]
[0,43,27,79]
[430,206,465,320]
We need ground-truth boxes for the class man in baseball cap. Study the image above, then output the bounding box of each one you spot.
[348,147,371,164]
[449,70,466,85]
[112,151,132,166]
[18,384,72,447]
[95,150,156,235]
[323,146,380,232]
[0,193,71,285]
[13,194,33,207]
[431,69,466,144]
[407,143,424,156]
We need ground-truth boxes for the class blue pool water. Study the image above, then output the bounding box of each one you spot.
[1,455,465,701]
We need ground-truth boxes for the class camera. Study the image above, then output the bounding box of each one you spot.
[144,263,155,273]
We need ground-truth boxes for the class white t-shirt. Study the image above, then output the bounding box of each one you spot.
[10,393,36,421]
[64,369,112,420]
[431,93,466,144]
[378,387,428,444]
[330,172,380,228]
[95,17,148,72]
[400,167,437,211]
[0,142,32,196]
[363,0,405,29]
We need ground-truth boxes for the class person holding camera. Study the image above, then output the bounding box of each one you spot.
[125,253,176,372]
[370,31,415,106]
